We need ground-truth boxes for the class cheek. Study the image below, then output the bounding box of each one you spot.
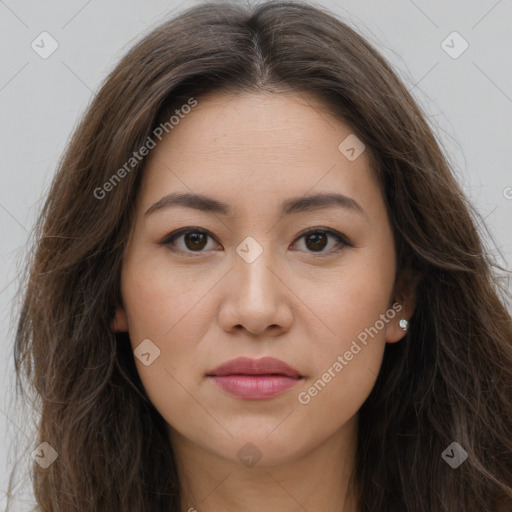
[121,248,213,343]
[296,292,390,422]
[292,276,393,438]
[120,250,220,411]
[305,241,396,362]
[296,229,395,409]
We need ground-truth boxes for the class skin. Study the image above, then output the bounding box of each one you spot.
[113,89,415,512]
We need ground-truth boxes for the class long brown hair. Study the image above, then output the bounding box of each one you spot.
[8,1,512,510]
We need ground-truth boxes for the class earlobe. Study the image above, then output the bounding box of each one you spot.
[385,269,419,343]
[385,315,409,343]
[111,306,128,332]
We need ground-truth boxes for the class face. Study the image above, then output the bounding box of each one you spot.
[114,89,412,468]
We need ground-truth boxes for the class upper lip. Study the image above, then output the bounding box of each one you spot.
[207,357,302,378]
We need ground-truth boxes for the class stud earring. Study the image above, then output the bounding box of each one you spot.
[399,319,409,331]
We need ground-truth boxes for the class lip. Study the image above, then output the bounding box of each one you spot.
[207,357,302,400]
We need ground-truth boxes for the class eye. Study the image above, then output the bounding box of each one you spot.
[158,228,220,254]
[291,228,352,255]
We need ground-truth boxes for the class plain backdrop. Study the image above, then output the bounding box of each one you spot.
[1,0,511,508]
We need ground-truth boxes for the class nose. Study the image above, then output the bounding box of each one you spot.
[218,243,293,336]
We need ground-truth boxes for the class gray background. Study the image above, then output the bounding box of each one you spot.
[1,0,511,508]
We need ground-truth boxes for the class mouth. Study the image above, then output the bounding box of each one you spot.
[206,356,303,400]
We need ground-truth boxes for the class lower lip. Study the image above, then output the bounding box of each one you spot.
[209,375,300,399]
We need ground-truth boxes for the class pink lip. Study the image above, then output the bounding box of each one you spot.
[207,357,302,400]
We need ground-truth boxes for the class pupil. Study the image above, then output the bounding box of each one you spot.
[307,232,327,251]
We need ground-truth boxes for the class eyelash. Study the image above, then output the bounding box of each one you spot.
[157,227,353,257]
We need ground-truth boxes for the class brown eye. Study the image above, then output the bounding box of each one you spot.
[158,228,219,254]
[293,228,352,255]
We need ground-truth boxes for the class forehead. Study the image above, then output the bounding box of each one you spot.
[140,90,380,217]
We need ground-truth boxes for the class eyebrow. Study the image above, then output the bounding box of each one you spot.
[145,191,367,217]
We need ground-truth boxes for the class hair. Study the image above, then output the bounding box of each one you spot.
[8,1,512,510]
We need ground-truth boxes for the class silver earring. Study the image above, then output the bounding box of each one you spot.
[399,319,409,331]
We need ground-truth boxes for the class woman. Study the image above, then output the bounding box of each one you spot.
[9,1,512,510]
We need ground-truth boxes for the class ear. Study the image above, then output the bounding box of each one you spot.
[385,269,420,344]
[111,305,128,332]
